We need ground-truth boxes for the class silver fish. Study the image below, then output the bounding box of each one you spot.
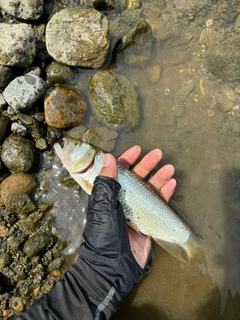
[54,137,198,263]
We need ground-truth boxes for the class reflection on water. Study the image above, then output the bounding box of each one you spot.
[43,0,240,318]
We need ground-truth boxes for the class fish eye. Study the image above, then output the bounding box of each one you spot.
[74,141,81,146]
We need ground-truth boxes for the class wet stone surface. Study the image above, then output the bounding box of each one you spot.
[1,135,40,173]
[44,85,87,129]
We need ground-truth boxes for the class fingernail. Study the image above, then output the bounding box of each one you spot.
[103,154,112,167]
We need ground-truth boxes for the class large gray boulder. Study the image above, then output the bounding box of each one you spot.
[46,8,110,69]
[0,23,35,68]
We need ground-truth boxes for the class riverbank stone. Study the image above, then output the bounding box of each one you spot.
[89,70,140,130]
[44,86,87,129]
[1,135,40,173]
[0,0,44,20]
[0,173,37,214]
[46,8,110,68]
[0,23,35,68]
[3,74,45,112]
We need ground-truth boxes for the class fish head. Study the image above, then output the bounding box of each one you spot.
[53,137,98,175]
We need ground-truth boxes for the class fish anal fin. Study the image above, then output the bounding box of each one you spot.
[127,220,141,234]
[153,238,187,263]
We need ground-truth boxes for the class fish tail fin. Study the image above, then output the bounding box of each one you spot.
[153,238,188,263]
[154,234,200,264]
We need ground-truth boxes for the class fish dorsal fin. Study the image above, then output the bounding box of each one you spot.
[153,238,187,263]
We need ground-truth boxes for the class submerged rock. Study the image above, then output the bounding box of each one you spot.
[207,35,240,81]
[46,8,110,68]
[44,86,87,129]
[116,18,153,66]
[89,70,140,130]
[1,135,40,173]
[0,23,35,68]
[0,173,37,214]
[81,127,118,151]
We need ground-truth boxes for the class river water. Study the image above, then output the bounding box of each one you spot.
[46,0,240,319]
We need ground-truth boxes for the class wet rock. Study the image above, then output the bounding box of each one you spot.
[235,15,240,33]
[9,232,27,252]
[207,35,240,81]
[35,138,48,151]
[0,225,9,237]
[0,93,7,110]
[9,297,25,312]
[17,113,44,139]
[45,61,78,88]
[81,127,118,152]
[0,114,11,145]
[217,90,237,113]
[48,257,64,272]
[0,173,37,214]
[44,86,87,129]
[147,64,161,84]
[23,233,54,258]
[116,18,153,66]
[1,135,40,173]
[199,28,225,48]
[46,8,110,68]
[0,0,44,20]
[46,126,62,146]
[89,70,140,130]
[3,74,45,112]
[17,211,44,232]
[172,0,211,11]
[11,123,28,136]
[172,81,195,117]
[0,252,12,268]
[0,23,35,68]
[0,65,13,89]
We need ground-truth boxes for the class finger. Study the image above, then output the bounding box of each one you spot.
[149,164,175,190]
[118,145,141,168]
[160,178,177,202]
[98,154,118,180]
[133,149,163,179]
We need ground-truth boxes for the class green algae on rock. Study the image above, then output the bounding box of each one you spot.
[207,35,240,81]
[1,135,40,173]
[89,70,140,130]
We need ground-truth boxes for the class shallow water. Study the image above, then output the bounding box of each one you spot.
[45,0,240,318]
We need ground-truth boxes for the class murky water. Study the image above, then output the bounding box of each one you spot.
[44,0,240,319]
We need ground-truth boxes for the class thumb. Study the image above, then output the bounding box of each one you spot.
[98,154,118,180]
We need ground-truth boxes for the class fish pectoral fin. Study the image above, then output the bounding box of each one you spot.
[127,220,141,233]
[81,180,93,194]
[153,238,187,263]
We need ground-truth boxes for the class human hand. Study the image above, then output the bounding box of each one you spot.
[98,146,177,268]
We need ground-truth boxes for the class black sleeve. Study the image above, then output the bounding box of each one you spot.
[18,176,152,320]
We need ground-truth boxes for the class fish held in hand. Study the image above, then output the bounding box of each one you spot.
[54,137,198,263]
